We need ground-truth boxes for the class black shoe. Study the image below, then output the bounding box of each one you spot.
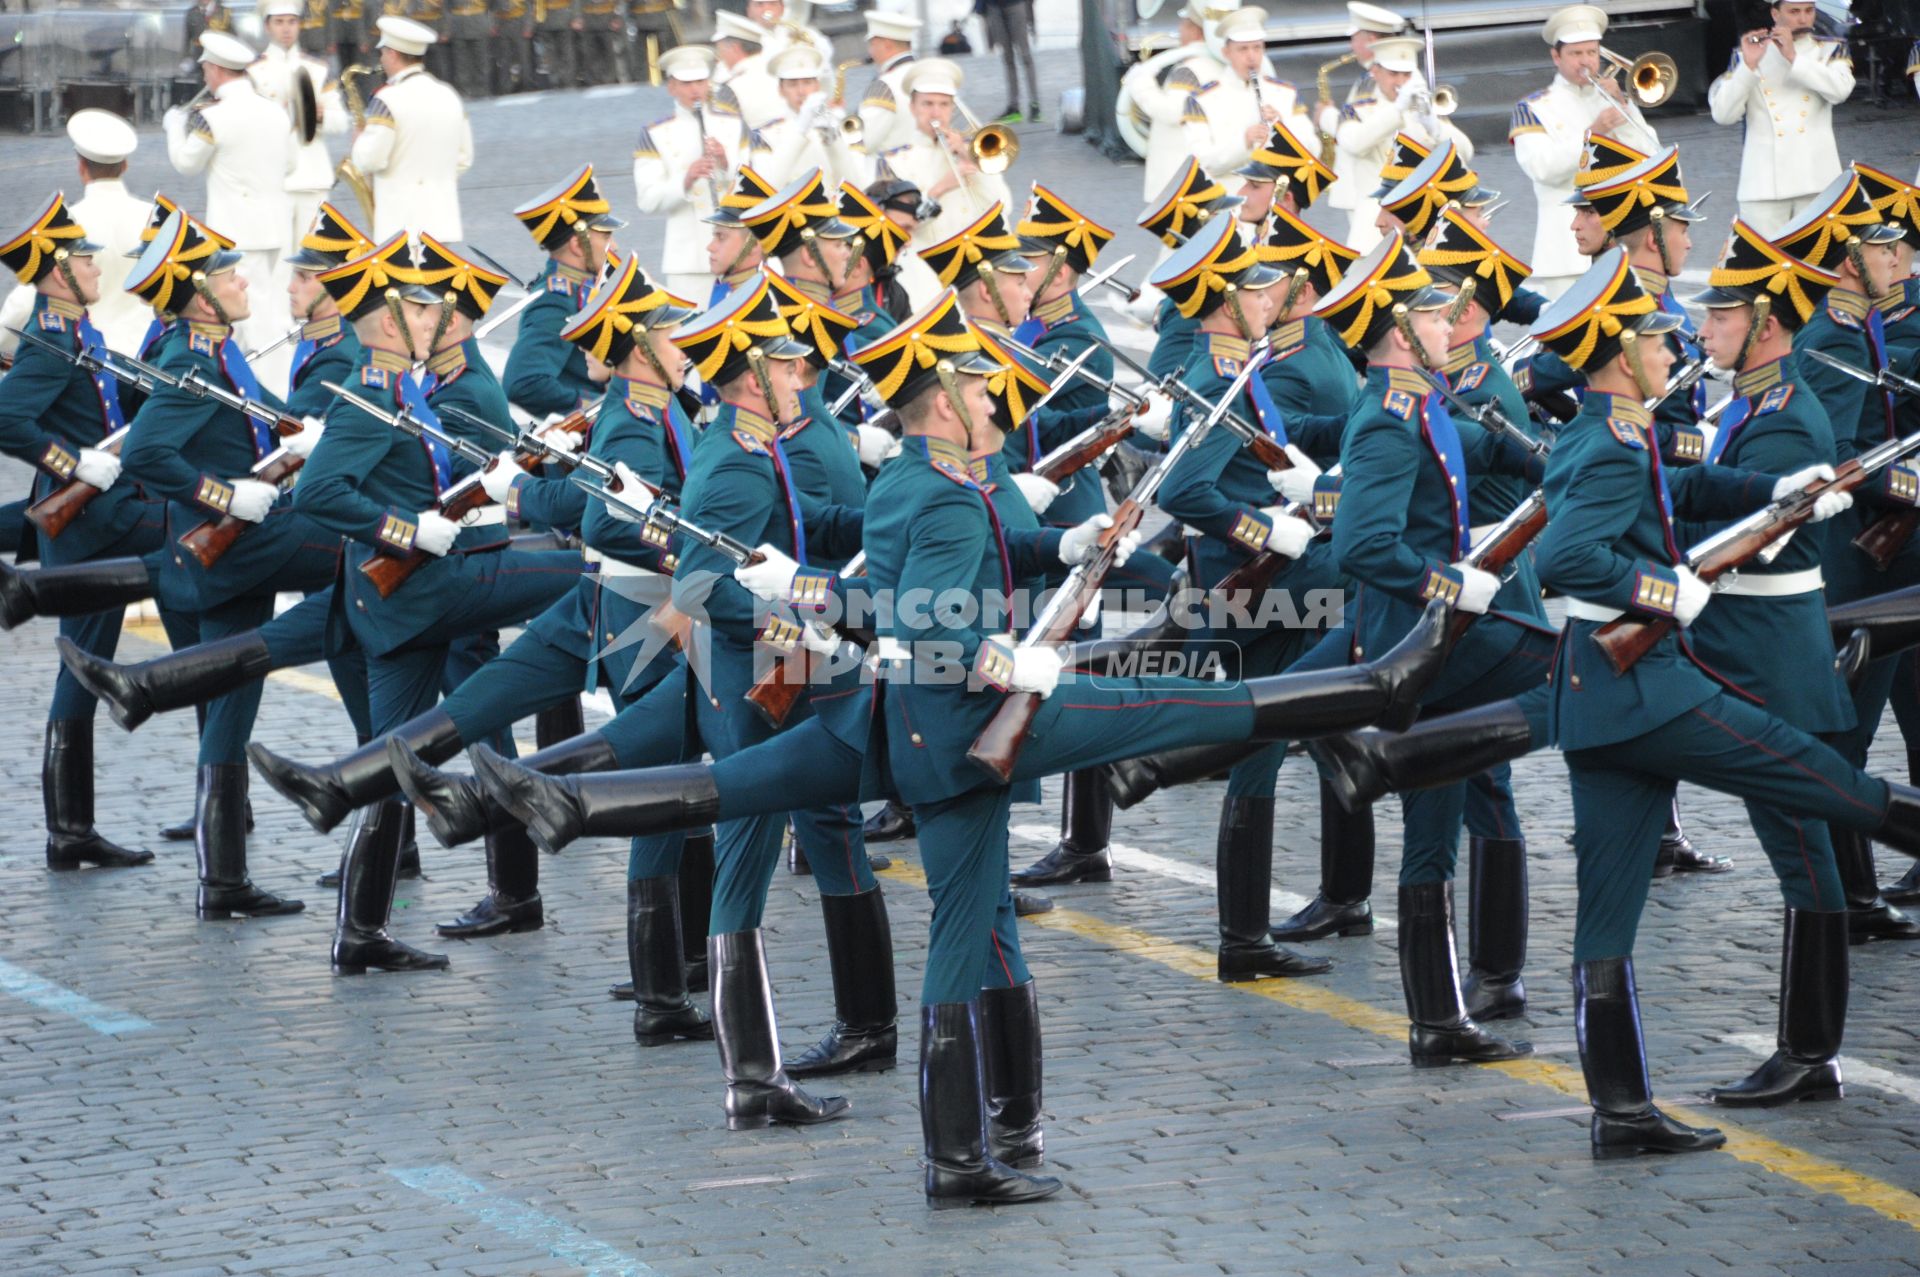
[1710,909,1846,1107]
[1463,836,1528,1022]
[42,720,152,870]
[1217,796,1332,983]
[1273,781,1376,941]
[58,631,270,734]
[788,887,898,1077]
[3,557,152,632]
[978,982,1047,1170]
[194,764,303,919]
[1399,882,1530,1067]
[1270,894,1373,941]
[389,739,491,848]
[788,836,810,875]
[711,930,850,1129]
[1012,771,1114,886]
[626,877,712,1046]
[331,800,450,974]
[1103,741,1259,809]
[1310,699,1536,814]
[1576,956,1725,1159]
[436,819,544,938]
[1013,890,1054,917]
[1833,829,1920,942]
[472,746,720,855]
[160,816,196,841]
[1886,857,1920,905]
[1245,599,1449,739]
[250,709,462,835]
[862,800,916,843]
[867,851,893,872]
[1657,802,1731,874]
[920,1001,1062,1209]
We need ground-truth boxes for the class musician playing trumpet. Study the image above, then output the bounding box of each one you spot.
[873,58,1011,306]
[755,46,866,189]
[1331,34,1470,252]
[1707,0,1854,234]
[1510,6,1659,297]
[633,44,754,300]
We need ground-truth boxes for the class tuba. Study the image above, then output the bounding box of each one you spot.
[334,64,379,225]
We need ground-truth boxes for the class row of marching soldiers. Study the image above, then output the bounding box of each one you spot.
[8,97,1920,1209]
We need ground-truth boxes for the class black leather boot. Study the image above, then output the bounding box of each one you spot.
[788,830,810,875]
[1272,779,1376,942]
[0,556,151,631]
[1245,599,1449,740]
[397,808,421,879]
[534,695,584,748]
[1011,771,1114,885]
[1217,795,1332,982]
[58,632,271,733]
[331,799,450,974]
[710,929,851,1129]
[1399,881,1530,1066]
[436,817,544,938]
[1826,583,1920,661]
[1710,909,1846,1106]
[1654,799,1731,875]
[194,763,303,919]
[862,800,915,842]
[43,719,151,870]
[920,1001,1062,1209]
[680,830,714,993]
[250,708,462,834]
[1873,782,1920,859]
[1833,828,1920,942]
[164,794,249,842]
[977,981,1046,1169]
[1310,699,1536,814]
[627,876,713,1045]
[1013,890,1054,916]
[1103,741,1259,810]
[392,730,619,849]
[1888,856,1920,905]
[1464,835,1528,1021]
[471,745,720,856]
[1576,956,1725,1158]
[789,886,899,1076]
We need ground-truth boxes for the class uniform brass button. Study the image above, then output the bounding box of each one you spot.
[1353,648,1364,659]
[356,600,366,610]
[1570,674,1581,688]
[911,732,923,744]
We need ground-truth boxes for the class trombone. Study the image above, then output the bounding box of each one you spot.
[1600,47,1679,108]
[931,99,1020,215]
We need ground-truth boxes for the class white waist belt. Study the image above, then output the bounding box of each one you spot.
[1469,523,1502,541]
[1565,599,1625,623]
[868,636,912,667]
[1716,567,1823,598]
[460,506,506,528]
[582,547,661,579]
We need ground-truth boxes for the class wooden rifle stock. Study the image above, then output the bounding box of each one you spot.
[175,449,307,568]
[1032,412,1137,486]
[536,406,595,472]
[357,447,541,600]
[967,499,1147,782]
[1852,508,1919,570]
[1445,494,1549,646]
[1590,463,1864,675]
[745,555,875,729]
[25,426,130,540]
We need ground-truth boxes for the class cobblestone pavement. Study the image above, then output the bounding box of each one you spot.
[3,54,1920,1277]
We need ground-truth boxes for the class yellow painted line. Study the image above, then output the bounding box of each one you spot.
[878,859,1920,1231]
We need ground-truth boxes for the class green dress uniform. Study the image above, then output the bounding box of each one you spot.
[287,314,363,420]
[502,257,600,415]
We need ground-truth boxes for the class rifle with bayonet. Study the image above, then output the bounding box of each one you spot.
[966,345,1272,782]
[1805,349,1920,569]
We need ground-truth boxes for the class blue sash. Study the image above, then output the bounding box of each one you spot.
[769,437,808,566]
[75,315,125,433]
[1705,398,1751,465]
[1421,391,1472,557]
[399,372,454,495]
[1868,308,1898,440]
[216,338,274,459]
[1247,373,1289,445]
[1012,316,1045,347]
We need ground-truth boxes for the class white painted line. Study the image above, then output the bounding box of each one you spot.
[487,92,549,108]
[0,956,150,1035]
[1008,822,1397,931]
[1493,1105,1591,1122]
[387,1166,656,1276]
[583,84,640,98]
[1725,1033,1920,1104]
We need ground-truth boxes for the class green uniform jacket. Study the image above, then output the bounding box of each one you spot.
[502,258,600,417]
[1007,291,1118,524]
[1449,337,1547,623]
[286,315,361,421]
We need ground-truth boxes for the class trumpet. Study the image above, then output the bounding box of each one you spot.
[1599,46,1679,108]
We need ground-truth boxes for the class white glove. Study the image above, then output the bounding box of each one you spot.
[605,461,658,523]
[1674,565,1711,626]
[1267,444,1322,505]
[1126,389,1173,442]
[1772,464,1836,502]
[72,447,121,489]
[854,423,900,468]
[542,428,584,458]
[226,478,279,524]
[480,450,524,503]
[1058,513,1140,567]
[282,416,324,459]
[1451,563,1501,614]
[800,620,841,657]
[1012,471,1060,515]
[1008,644,1066,697]
[413,509,461,556]
[735,543,801,602]
[1260,510,1315,559]
[162,104,186,135]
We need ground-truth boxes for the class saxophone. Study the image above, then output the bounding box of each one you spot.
[1314,52,1357,166]
[335,64,379,226]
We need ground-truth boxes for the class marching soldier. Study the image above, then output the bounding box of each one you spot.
[754,46,865,190]
[856,9,922,159]
[0,112,151,362]
[1329,33,1467,251]
[1708,0,1854,234]
[700,167,778,315]
[255,0,351,261]
[875,59,1012,308]
[633,44,755,301]
[332,0,368,69]
[445,0,493,97]
[0,196,173,873]
[1510,5,1660,297]
[1231,116,1334,230]
[1139,159,1245,382]
[837,179,916,328]
[493,0,531,95]
[1186,7,1308,191]
[283,203,373,414]
[713,10,782,130]
[1374,138,1494,246]
[578,0,624,86]
[164,31,298,363]
[351,14,475,242]
[534,0,578,89]
[502,165,624,418]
